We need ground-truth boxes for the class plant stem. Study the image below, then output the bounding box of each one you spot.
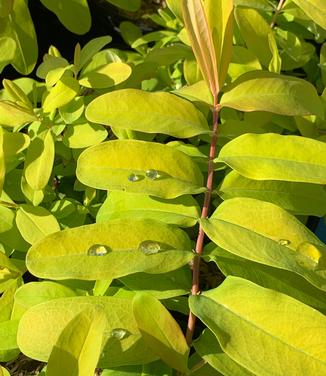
[186,97,220,345]
[270,0,286,28]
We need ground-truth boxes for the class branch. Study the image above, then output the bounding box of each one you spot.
[270,0,286,28]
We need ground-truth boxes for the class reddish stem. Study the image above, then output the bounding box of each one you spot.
[186,97,220,345]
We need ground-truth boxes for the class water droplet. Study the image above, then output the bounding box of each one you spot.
[87,244,110,256]
[128,173,141,182]
[138,240,161,255]
[278,239,291,246]
[146,169,160,180]
[110,328,129,340]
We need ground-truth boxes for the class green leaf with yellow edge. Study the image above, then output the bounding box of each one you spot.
[218,170,326,216]
[189,276,326,376]
[221,71,324,118]
[85,89,209,138]
[46,306,107,376]
[26,218,193,280]
[292,0,326,31]
[16,204,60,245]
[194,329,254,376]
[24,129,55,190]
[133,293,189,372]
[204,0,234,87]
[43,77,80,113]
[201,197,326,291]
[96,191,200,228]
[4,0,38,74]
[0,319,19,361]
[76,140,204,199]
[205,245,326,313]
[63,122,108,149]
[40,0,91,34]
[217,133,326,184]
[17,296,157,367]
[0,101,36,127]
[79,62,132,89]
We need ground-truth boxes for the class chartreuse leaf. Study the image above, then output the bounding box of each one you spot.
[79,62,132,89]
[3,131,30,159]
[46,306,106,376]
[0,101,37,127]
[104,0,141,12]
[76,140,204,199]
[220,71,324,117]
[292,0,326,30]
[133,293,189,372]
[0,128,5,194]
[189,276,326,376]
[201,197,326,290]
[2,79,33,110]
[26,219,193,280]
[217,133,326,184]
[17,296,157,367]
[85,89,209,138]
[96,191,200,227]
[79,36,112,69]
[205,245,326,313]
[218,170,326,216]
[0,319,19,361]
[43,77,80,113]
[0,37,16,74]
[182,0,219,96]
[24,129,55,190]
[0,0,13,17]
[204,0,234,87]
[102,359,172,375]
[4,0,37,74]
[0,366,10,376]
[63,122,108,149]
[194,329,254,376]
[40,0,91,34]
[16,204,60,245]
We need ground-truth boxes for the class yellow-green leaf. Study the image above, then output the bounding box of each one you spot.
[201,197,326,291]
[26,219,193,280]
[85,89,209,138]
[76,140,204,199]
[0,101,36,127]
[0,37,16,74]
[218,133,326,184]
[133,293,189,372]
[46,306,107,376]
[221,71,324,118]
[292,0,326,30]
[0,128,5,194]
[63,122,108,149]
[190,276,326,376]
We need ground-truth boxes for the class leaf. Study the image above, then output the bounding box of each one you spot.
[63,122,108,149]
[85,89,209,138]
[59,96,84,124]
[43,76,80,113]
[40,0,91,34]
[205,245,326,313]
[79,36,112,70]
[204,0,234,87]
[292,0,326,30]
[0,320,19,361]
[0,366,10,376]
[24,129,55,190]
[3,132,30,159]
[133,293,189,372]
[0,37,16,74]
[17,296,157,367]
[218,170,326,216]
[166,0,183,19]
[26,218,193,280]
[228,46,262,81]
[46,306,107,376]
[217,133,326,184]
[220,71,324,118]
[0,0,13,17]
[104,0,141,12]
[201,197,326,291]
[4,0,38,74]
[0,128,5,195]
[189,276,326,376]
[0,101,37,127]
[79,62,132,89]
[182,0,219,97]
[16,204,60,245]
[96,191,200,228]
[194,329,254,376]
[76,140,204,199]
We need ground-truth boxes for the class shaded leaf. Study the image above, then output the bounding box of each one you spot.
[0,101,36,127]
[79,36,112,69]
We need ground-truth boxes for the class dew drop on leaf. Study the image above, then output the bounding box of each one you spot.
[138,240,161,255]
[110,328,130,340]
[145,169,160,180]
[128,173,141,182]
[87,244,110,256]
[278,239,291,246]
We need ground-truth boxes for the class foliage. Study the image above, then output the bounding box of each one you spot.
[0,0,326,375]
